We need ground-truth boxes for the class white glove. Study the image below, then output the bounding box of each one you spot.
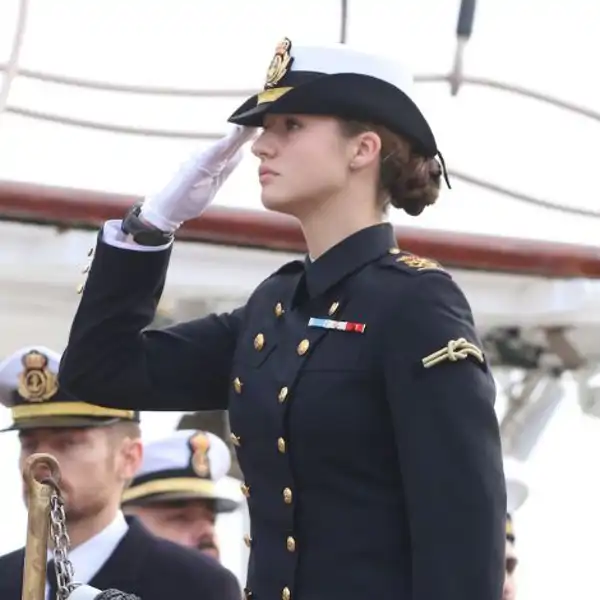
[140,125,257,232]
[67,585,140,600]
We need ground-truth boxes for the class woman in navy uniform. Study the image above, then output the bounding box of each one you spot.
[60,38,506,600]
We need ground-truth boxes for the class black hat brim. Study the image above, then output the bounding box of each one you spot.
[228,73,437,157]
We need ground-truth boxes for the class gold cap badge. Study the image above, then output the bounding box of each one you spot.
[264,37,293,89]
[190,432,211,478]
[17,350,58,402]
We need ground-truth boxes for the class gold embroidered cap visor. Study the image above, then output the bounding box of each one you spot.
[122,476,240,513]
[228,39,438,158]
[2,400,138,432]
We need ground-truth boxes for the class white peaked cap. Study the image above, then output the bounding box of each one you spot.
[123,429,242,513]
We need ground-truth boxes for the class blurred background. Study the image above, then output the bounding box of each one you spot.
[1,1,599,598]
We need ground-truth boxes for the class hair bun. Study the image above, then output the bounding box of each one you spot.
[389,157,442,216]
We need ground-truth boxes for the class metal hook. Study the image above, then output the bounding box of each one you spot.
[22,453,62,600]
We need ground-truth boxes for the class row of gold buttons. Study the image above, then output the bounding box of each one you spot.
[229,432,286,454]
[243,534,296,552]
[251,334,311,356]
[245,586,291,600]
[250,299,339,355]
[241,300,343,600]
[238,484,293,505]
[244,586,291,600]
[76,247,95,294]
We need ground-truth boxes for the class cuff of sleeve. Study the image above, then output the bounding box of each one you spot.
[101,220,173,252]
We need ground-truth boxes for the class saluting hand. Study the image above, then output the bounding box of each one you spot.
[140,125,257,232]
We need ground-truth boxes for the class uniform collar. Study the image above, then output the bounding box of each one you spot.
[47,511,128,589]
[304,223,396,298]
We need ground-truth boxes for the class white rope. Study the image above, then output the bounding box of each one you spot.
[5,106,223,140]
[0,63,254,97]
[0,0,31,123]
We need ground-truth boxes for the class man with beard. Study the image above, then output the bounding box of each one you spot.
[121,430,242,562]
[0,346,240,600]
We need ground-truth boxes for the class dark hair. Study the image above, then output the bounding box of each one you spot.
[340,120,442,216]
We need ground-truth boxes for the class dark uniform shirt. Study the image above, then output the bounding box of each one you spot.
[60,222,506,600]
[0,517,240,600]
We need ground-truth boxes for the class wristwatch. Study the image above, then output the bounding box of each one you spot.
[121,203,174,247]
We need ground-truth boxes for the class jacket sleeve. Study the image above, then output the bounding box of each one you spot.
[59,230,244,412]
[203,565,242,600]
[383,270,506,600]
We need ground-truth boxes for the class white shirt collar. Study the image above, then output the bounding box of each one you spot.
[46,512,128,599]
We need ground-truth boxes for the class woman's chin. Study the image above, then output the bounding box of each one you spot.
[260,189,294,215]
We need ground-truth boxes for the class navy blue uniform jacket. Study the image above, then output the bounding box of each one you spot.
[0,517,240,600]
[59,222,506,600]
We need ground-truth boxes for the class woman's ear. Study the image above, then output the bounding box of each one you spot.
[349,131,382,170]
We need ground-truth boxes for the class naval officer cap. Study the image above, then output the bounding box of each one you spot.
[0,346,140,431]
[228,37,440,161]
[122,430,241,513]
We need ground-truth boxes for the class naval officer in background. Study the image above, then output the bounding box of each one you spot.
[0,346,240,600]
[122,429,241,562]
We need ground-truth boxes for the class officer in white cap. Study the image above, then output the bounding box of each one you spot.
[122,430,241,561]
[0,346,240,600]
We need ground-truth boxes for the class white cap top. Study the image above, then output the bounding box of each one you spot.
[288,42,415,99]
[136,429,230,481]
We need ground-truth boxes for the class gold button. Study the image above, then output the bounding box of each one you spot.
[274,302,284,317]
[241,484,250,497]
[277,438,286,453]
[254,333,265,351]
[282,587,291,600]
[76,283,84,294]
[230,433,241,447]
[297,339,310,356]
[286,536,296,552]
[278,387,289,403]
[233,377,243,394]
[243,534,252,548]
[328,301,339,316]
[283,487,293,504]
[388,247,401,254]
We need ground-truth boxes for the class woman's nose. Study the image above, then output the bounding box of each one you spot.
[251,131,276,160]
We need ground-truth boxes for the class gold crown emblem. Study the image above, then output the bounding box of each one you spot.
[17,350,58,402]
[264,37,293,89]
[190,432,211,478]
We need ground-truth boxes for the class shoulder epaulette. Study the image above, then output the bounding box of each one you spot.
[380,248,448,276]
